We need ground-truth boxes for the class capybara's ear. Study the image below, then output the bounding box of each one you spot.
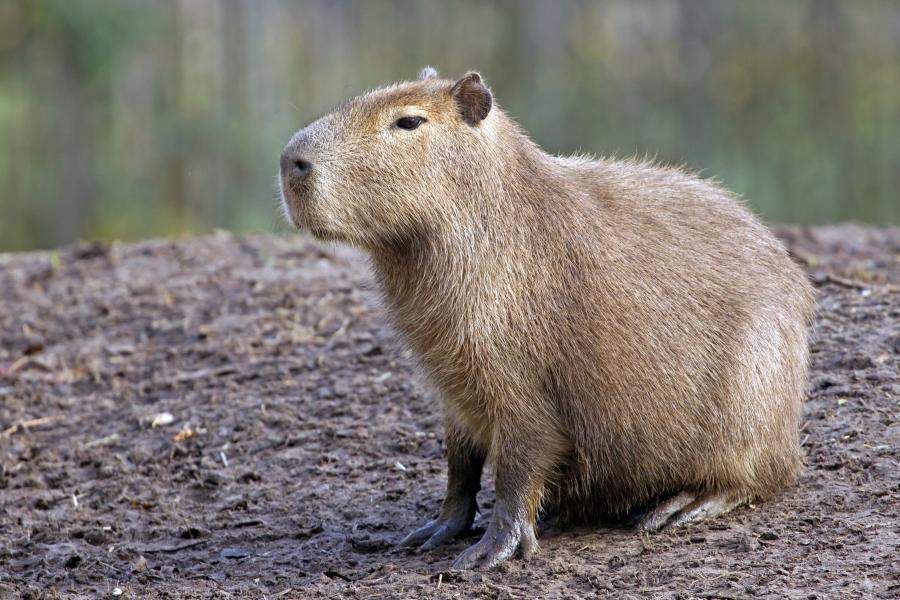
[419,66,438,80]
[450,72,492,126]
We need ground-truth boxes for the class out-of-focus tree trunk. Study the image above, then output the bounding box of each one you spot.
[526,0,567,152]
[163,2,187,225]
[808,0,853,221]
[676,0,722,164]
[54,20,97,246]
[222,0,248,223]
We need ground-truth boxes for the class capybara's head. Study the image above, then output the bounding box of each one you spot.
[279,68,495,249]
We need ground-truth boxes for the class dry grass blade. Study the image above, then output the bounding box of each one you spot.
[2,416,59,438]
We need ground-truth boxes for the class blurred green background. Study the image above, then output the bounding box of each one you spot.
[1,0,899,252]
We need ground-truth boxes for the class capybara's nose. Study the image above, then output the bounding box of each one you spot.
[281,150,312,181]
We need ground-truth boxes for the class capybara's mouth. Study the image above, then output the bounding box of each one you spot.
[279,193,302,230]
[283,195,338,241]
[279,182,314,231]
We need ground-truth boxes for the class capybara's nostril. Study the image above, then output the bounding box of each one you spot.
[281,151,312,180]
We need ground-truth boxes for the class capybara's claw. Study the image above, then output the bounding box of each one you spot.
[399,509,474,551]
[419,519,464,551]
[635,491,745,532]
[398,519,441,548]
[451,517,538,570]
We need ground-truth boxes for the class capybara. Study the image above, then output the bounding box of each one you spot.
[279,68,815,569]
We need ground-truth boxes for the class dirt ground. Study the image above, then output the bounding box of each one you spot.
[0,225,897,599]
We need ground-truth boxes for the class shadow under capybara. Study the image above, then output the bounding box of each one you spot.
[278,67,815,569]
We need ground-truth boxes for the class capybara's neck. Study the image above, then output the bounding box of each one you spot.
[370,115,570,299]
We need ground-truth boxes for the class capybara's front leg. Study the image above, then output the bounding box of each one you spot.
[399,420,485,550]
[451,422,565,570]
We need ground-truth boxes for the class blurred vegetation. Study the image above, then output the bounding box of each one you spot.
[1,0,898,251]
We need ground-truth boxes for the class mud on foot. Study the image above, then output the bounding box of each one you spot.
[451,511,539,570]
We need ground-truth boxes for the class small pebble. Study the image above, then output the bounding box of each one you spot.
[133,555,148,572]
[221,547,250,559]
[151,412,174,427]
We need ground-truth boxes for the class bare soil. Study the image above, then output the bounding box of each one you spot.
[1,225,897,599]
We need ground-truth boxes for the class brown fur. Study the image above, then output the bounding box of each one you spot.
[280,69,815,556]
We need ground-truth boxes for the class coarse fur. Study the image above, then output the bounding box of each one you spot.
[279,68,815,564]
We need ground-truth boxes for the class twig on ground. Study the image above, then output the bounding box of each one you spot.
[821,272,898,293]
[2,416,59,438]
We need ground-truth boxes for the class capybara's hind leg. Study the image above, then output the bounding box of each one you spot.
[636,491,697,532]
[663,492,745,530]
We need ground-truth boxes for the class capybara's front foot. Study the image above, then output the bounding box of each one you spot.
[451,506,538,570]
[399,495,477,551]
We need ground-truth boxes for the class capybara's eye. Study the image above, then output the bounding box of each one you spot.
[395,116,426,130]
